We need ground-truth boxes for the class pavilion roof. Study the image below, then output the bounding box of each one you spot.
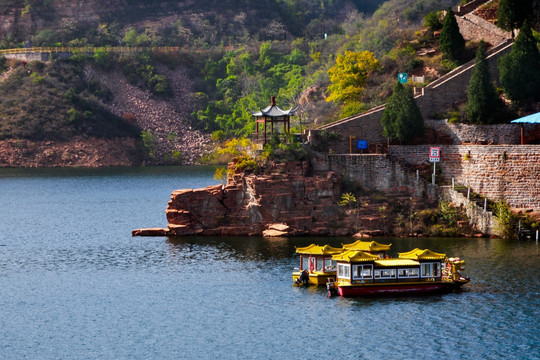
[250,96,297,117]
[511,112,540,124]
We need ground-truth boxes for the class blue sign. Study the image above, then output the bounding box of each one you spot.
[398,73,408,83]
[357,140,368,149]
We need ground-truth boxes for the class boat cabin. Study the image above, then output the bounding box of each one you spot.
[295,244,341,273]
[333,248,447,285]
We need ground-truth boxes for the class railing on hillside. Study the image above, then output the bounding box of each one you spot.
[0,46,182,55]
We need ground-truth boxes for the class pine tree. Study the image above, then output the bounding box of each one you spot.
[497,0,530,33]
[466,41,499,124]
[439,8,465,61]
[498,21,540,103]
[381,82,424,144]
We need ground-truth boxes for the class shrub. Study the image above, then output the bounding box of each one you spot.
[493,200,519,240]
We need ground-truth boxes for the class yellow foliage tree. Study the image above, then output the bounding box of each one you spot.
[326,50,379,103]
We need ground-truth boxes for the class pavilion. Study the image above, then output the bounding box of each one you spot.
[250,96,297,144]
[511,112,540,144]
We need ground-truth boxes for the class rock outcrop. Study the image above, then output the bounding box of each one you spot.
[133,160,387,237]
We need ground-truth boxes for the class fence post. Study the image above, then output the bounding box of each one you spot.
[484,198,487,211]
[467,187,470,200]
[452,178,455,189]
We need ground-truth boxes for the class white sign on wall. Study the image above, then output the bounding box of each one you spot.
[429,147,440,162]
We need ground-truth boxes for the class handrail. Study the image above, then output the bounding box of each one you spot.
[0,46,182,55]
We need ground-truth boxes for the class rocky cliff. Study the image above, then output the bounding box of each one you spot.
[133,160,388,237]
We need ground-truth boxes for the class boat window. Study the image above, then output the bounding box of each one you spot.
[398,268,420,278]
[301,256,310,271]
[374,269,396,279]
[337,264,350,279]
[421,262,441,277]
[352,264,373,280]
[324,258,336,271]
[316,258,323,271]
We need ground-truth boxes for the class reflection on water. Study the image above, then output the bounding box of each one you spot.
[0,167,539,359]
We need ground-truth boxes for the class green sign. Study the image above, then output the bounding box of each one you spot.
[398,73,408,83]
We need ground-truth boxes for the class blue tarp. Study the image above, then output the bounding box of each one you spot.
[511,112,540,124]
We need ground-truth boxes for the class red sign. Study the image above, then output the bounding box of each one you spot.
[429,147,440,162]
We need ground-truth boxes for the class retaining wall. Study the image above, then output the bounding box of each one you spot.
[389,145,540,211]
[425,120,523,145]
[319,154,437,200]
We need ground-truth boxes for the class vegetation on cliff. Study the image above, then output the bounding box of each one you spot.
[0,58,139,141]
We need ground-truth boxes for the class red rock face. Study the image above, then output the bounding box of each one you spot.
[161,160,364,237]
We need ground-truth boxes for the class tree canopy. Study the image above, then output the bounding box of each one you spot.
[381,82,424,144]
[498,21,540,103]
[497,0,531,32]
[439,8,465,61]
[326,50,379,104]
[466,41,499,124]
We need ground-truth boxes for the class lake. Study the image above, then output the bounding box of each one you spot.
[0,166,538,359]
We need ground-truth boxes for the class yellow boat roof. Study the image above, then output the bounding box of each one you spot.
[342,240,391,252]
[398,248,446,260]
[332,250,379,262]
[295,244,343,255]
[375,259,419,267]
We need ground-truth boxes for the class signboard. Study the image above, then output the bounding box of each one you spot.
[429,147,441,162]
[357,140,368,149]
[398,73,408,83]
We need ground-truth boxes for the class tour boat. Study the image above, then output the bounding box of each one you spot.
[292,244,342,286]
[326,248,469,297]
[292,240,392,286]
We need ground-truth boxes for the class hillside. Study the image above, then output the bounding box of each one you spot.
[1,0,538,166]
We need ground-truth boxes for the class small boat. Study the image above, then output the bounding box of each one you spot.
[292,244,342,286]
[326,248,469,297]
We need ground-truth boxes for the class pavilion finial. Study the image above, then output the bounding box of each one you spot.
[271,96,275,106]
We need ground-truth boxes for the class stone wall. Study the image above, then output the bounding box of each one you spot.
[440,186,496,235]
[456,13,511,45]
[425,120,522,145]
[323,154,437,200]
[388,145,540,211]
[456,0,490,15]
[310,106,387,155]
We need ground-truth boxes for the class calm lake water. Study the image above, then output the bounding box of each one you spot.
[0,166,538,359]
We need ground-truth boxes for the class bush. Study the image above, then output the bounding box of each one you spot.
[493,201,519,240]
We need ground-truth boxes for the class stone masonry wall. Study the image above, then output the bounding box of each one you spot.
[456,13,511,45]
[309,106,387,154]
[425,120,522,145]
[323,154,437,200]
[389,145,540,211]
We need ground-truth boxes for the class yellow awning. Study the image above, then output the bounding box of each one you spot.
[342,240,391,252]
[375,259,419,267]
[398,248,446,260]
[295,244,343,255]
[332,250,379,262]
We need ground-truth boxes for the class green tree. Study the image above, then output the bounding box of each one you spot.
[326,50,379,104]
[498,21,540,103]
[466,41,499,124]
[497,0,531,34]
[381,82,424,144]
[439,8,465,61]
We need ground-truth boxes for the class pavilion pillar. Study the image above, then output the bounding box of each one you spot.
[521,124,524,145]
[264,116,267,144]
